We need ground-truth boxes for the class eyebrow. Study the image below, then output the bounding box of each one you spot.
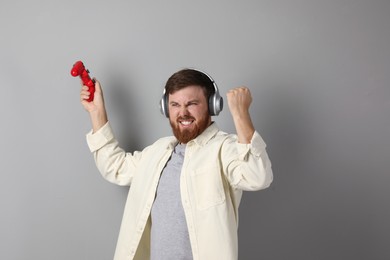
[169,99,200,105]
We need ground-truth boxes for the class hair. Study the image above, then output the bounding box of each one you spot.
[164,69,215,100]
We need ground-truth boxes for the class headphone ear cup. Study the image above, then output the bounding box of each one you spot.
[160,92,169,117]
[208,95,215,115]
[209,93,223,116]
[217,95,223,115]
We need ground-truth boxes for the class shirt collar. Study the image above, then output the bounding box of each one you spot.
[189,122,220,147]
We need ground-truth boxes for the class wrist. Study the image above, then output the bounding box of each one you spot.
[232,112,254,144]
[90,110,108,133]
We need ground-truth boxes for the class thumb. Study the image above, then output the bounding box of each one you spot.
[92,78,105,105]
[93,78,103,94]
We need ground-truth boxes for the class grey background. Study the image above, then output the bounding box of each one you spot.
[1,0,389,259]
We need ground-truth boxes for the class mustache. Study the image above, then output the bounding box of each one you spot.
[177,116,195,121]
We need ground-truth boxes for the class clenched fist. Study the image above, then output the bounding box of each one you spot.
[227,87,252,117]
[226,87,255,143]
[80,79,108,133]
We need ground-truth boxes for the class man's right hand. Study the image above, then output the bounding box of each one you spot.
[80,79,108,133]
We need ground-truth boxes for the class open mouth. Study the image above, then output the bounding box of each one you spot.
[178,117,195,127]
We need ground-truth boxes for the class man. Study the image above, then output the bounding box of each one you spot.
[80,69,273,260]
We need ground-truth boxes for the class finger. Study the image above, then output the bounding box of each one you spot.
[80,91,90,98]
[80,93,90,102]
[80,86,90,94]
[81,85,89,91]
[80,87,91,98]
[228,86,248,92]
[227,87,249,97]
[235,86,249,93]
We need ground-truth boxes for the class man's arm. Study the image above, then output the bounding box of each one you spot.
[223,86,273,190]
[226,87,255,143]
[81,80,136,186]
[80,79,108,133]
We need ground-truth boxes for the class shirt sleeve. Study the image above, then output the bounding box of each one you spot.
[86,122,140,186]
[222,131,273,191]
[86,122,115,152]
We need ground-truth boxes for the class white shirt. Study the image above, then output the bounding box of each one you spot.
[86,122,273,260]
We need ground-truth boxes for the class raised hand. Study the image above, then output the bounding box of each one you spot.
[80,79,108,133]
[227,87,255,144]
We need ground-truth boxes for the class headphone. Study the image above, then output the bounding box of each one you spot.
[160,68,223,118]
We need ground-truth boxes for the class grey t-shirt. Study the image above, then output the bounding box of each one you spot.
[150,143,193,260]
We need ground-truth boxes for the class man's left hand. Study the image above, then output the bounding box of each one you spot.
[226,87,255,144]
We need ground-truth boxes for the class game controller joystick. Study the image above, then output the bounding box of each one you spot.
[71,61,95,102]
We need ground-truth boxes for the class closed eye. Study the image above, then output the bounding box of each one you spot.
[170,102,179,107]
[187,101,198,106]
[169,101,199,108]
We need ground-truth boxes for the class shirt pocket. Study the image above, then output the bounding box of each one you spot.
[191,165,226,210]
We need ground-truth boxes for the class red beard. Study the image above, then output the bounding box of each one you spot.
[170,115,210,144]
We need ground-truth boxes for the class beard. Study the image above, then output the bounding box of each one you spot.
[170,115,211,144]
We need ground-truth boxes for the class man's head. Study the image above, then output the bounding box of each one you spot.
[163,69,216,144]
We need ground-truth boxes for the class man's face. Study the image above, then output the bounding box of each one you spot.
[168,85,211,144]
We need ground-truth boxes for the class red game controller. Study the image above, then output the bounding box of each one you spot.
[71,61,95,102]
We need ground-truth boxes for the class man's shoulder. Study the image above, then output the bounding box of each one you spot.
[203,128,238,147]
[148,135,177,149]
[214,130,237,143]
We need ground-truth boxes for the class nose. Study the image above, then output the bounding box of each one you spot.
[179,106,190,117]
